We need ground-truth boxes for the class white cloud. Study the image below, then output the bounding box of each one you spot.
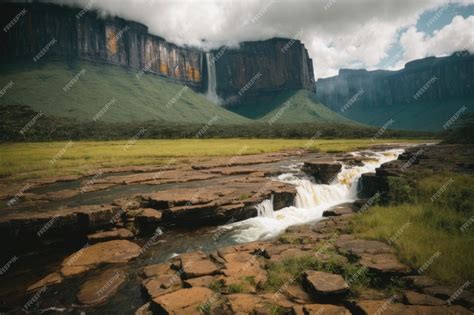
[31,0,474,78]
[399,15,474,65]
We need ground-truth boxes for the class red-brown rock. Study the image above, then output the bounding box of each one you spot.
[303,271,349,297]
[151,287,215,314]
[77,269,128,306]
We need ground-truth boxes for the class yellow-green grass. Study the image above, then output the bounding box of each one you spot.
[0,139,430,182]
[353,173,474,285]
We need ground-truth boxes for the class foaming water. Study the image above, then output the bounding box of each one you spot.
[256,196,274,218]
[224,148,403,243]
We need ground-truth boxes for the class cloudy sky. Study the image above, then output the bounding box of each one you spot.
[42,0,474,79]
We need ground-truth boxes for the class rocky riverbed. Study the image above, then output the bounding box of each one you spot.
[1,143,473,314]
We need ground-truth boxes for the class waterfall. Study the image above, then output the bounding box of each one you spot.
[205,53,221,104]
[256,196,274,218]
[224,148,404,243]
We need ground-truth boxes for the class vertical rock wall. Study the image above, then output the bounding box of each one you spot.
[214,38,316,103]
[1,3,315,102]
[0,3,203,89]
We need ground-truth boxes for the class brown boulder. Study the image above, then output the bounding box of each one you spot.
[226,293,262,313]
[74,205,122,230]
[302,304,350,314]
[220,251,267,291]
[133,208,163,234]
[423,286,474,307]
[302,161,342,184]
[355,300,471,314]
[60,240,141,277]
[143,274,182,299]
[183,276,217,288]
[303,271,349,297]
[403,290,445,306]
[258,292,295,309]
[179,251,221,279]
[359,253,411,275]
[77,269,128,306]
[335,238,394,257]
[323,204,354,217]
[151,287,215,314]
[403,275,437,288]
[143,263,175,278]
[284,285,313,304]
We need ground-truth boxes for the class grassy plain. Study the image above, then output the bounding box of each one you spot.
[0,139,430,182]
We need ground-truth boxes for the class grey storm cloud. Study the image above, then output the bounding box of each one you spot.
[21,0,474,78]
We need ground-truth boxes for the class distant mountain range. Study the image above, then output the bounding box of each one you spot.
[0,2,472,132]
[315,53,474,131]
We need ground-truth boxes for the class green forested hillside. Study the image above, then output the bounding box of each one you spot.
[0,58,250,124]
[258,90,358,125]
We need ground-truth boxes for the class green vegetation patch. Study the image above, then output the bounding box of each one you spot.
[354,172,474,284]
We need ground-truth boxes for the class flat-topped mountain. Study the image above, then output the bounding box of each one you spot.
[316,53,474,131]
[0,2,315,104]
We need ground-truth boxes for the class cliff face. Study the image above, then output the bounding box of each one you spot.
[0,3,203,88]
[213,38,315,104]
[316,54,474,111]
[1,3,315,100]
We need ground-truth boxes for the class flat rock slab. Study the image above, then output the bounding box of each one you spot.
[252,293,295,313]
[296,304,351,315]
[77,269,128,306]
[131,208,163,234]
[183,276,216,288]
[335,238,394,257]
[179,251,221,279]
[151,287,215,314]
[423,286,474,307]
[403,275,437,288]
[142,178,296,225]
[87,228,134,243]
[60,240,141,277]
[142,263,175,279]
[356,300,471,314]
[404,290,446,306]
[359,253,411,275]
[0,204,120,240]
[303,271,349,297]
[227,294,262,313]
[143,274,182,299]
[27,272,63,292]
[146,188,231,209]
[284,285,313,304]
[220,251,267,290]
[323,204,354,217]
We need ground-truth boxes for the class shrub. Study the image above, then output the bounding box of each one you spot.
[387,176,415,204]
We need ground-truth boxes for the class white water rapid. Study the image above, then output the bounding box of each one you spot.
[205,52,221,104]
[224,148,404,243]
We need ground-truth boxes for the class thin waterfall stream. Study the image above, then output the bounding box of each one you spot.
[205,52,221,104]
